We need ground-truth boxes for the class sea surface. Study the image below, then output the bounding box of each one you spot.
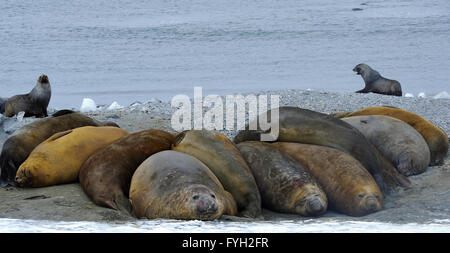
[1,0,449,109]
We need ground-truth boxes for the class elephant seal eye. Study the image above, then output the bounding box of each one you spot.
[358,194,364,199]
[192,195,199,200]
[211,194,216,199]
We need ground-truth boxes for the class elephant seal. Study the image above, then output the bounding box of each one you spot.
[172,130,262,218]
[237,141,327,216]
[79,130,175,215]
[274,142,383,217]
[234,106,411,194]
[15,126,129,187]
[0,110,119,187]
[353,63,402,96]
[129,150,238,220]
[5,74,52,118]
[0,97,6,114]
[334,106,448,166]
[342,115,430,176]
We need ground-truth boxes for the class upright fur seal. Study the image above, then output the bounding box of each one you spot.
[342,115,430,176]
[172,130,262,218]
[234,106,411,194]
[129,150,238,220]
[237,141,327,216]
[353,64,402,96]
[80,130,175,215]
[5,74,52,117]
[0,110,119,187]
[274,142,383,217]
[334,106,448,166]
[15,126,129,187]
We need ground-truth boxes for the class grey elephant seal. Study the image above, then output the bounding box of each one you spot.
[80,130,175,215]
[129,150,238,220]
[172,130,262,218]
[342,115,430,176]
[353,63,402,96]
[4,74,52,118]
[274,142,383,217]
[0,110,119,187]
[237,141,327,217]
[234,106,411,194]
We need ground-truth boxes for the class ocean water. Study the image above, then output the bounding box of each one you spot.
[0,218,449,233]
[1,0,449,109]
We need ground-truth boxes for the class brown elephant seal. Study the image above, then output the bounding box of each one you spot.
[342,115,430,176]
[353,63,402,96]
[129,150,238,220]
[234,106,411,194]
[334,106,448,166]
[15,126,129,187]
[0,110,119,187]
[237,141,327,216]
[274,142,383,217]
[172,130,262,218]
[5,74,52,118]
[79,130,175,215]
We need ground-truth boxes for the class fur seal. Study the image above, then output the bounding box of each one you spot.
[237,141,327,216]
[0,110,119,187]
[334,106,448,166]
[353,63,402,96]
[5,74,52,117]
[172,130,262,218]
[274,142,383,217]
[15,126,129,187]
[234,106,411,194]
[342,115,430,176]
[79,130,175,215]
[129,150,238,220]
[0,97,6,114]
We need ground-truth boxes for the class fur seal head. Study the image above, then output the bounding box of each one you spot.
[353,63,381,84]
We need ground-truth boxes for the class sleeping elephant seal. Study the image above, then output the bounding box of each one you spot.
[334,106,448,166]
[5,74,52,118]
[129,150,238,220]
[342,115,430,176]
[274,142,383,217]
[0,110,120,187]
[80,130,175,215]
[237,141,327,216]
[172,130,262,218]
[234,106,411,194]
[353,63,402,96]
[15,126,129,187]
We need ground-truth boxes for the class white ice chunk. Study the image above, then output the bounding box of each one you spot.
[433,91,450,99]
[404,93,414,98]
[80,98,97,112]
[418,92,426,98]
[17,111,25,121]
[107,101,123,110]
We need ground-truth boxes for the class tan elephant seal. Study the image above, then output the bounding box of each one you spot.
[237,141,327,216]
[0,110,119,187]
[172,130,262,218]
[233,106,411,194]
[129,150,238,220]
[274,142,383,217]
[15,126,129,187]
[353,63,402,96]
[5,74,52,118]
[80,130,175,215]
[342,115,430,176]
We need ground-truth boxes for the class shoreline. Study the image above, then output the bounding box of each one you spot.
[0,89,449,225]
